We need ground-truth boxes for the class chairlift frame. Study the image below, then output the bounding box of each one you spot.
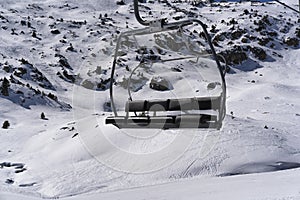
[105,0,227,129]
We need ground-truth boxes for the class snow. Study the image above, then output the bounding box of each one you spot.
[2,168,300,199]
[0,0,300,199]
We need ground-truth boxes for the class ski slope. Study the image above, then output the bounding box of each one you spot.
[2,167,300,200]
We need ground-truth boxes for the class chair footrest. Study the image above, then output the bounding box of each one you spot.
[106,114,220,129]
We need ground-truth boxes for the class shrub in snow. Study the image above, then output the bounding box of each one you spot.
[41,112,46,120]
[116,0,126,5]
[2,121,10,129]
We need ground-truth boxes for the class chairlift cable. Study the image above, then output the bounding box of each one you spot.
[274,0,300,14]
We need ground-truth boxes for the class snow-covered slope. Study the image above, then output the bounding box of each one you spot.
[2,167,300,200]
[0,0,299,199]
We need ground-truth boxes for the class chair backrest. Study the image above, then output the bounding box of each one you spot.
[125,96,221,112]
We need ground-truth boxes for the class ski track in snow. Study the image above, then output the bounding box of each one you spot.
[0,0,300,199]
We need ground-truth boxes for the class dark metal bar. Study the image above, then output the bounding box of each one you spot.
[191,19,227,123]
[134,0,150,26]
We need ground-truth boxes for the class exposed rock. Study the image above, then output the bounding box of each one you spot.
[250,46,267,60]
[51,29,61,34]
[119,76,148,92]
[55,54,73,70]
[243,9,250,15]
[284,37,299,47]
[229,18,238,25]
[15,59,55,90]
[231,29,245,40]
[258,37,272,46]
[5,179,14,184]
[267,31,278,37]
[219,46,248,65]
[81,79,94,90]
[296,28,300,38]
[2,64,13,73]
[254,15,271,32]
[150,76,173,91]
[97,78,111,91]
[241,37,249,43]
[210,25,219,33]
[213,32,227,43]
[0,75,71,110]
[213,29,245,44]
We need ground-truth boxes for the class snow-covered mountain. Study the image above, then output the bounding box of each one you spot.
[0,0,299,199]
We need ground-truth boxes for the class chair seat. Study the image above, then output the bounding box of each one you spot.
[105,114,220,129]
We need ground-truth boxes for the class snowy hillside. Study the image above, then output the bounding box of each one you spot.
[0,0,299,199]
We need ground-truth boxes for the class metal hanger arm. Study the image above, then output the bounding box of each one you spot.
[134,0,150,26]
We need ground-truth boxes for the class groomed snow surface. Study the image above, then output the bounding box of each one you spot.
[0,0,300,199]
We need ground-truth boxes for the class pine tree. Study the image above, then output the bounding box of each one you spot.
[41,112,46,120]
[1,78,10,96]
[2,121,10,129]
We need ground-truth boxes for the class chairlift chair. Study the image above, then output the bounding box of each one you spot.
[105,0,227,129]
